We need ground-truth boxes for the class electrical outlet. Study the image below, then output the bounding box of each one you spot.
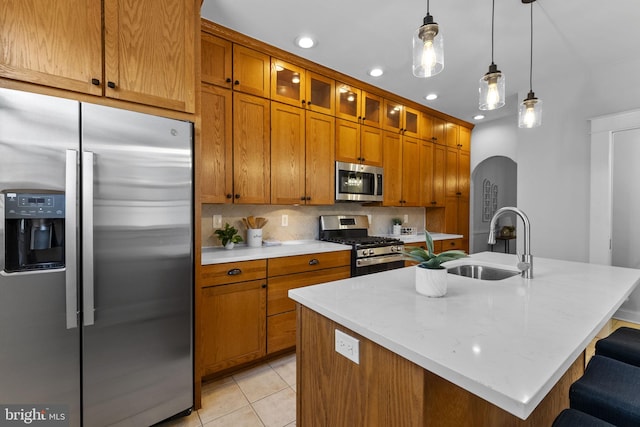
[404,214,409,224]
[367,214,372,226]
[281,214,288,227]
[335,329,359,364]
[212,214,222,228]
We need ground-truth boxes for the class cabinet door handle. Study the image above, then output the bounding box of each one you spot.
[234,194,240,199]
[306,196,311,201]
[308,258,319,266]
[227,268,242,276]
[107,81,116,89]
[300,196,306,201]
[226,194,233,199]
[226,78,232,83]
[91,78,100,86]
[261,283,267,289]
[456,192,462,196]
[234,80,240,85]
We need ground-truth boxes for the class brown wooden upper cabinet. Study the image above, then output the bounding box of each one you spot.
[335,83,383,127]
[458,126,471,151]
[383,100,420,137]
[336,83,361,122]
[271,59,335,115]
[1,0,197,113]
[422,113,446,145]
[232,45,271,98]
[201,32,232,87]
[271,59,305,107]
[201,34,270,98]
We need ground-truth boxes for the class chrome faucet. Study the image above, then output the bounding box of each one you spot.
[488,207,533,279]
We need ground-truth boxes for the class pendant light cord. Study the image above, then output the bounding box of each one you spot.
[426,0,430,14]
[491,0,495,64]
[529,2,534,91]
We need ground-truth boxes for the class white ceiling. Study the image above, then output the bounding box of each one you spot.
[201,0,640,124]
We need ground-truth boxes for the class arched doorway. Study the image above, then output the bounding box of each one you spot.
[470,156,517,254]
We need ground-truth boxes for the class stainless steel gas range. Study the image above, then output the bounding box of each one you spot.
[319,215,405,276]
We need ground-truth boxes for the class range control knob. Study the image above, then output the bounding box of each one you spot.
[368,249,376,255]
[361,249,369,256]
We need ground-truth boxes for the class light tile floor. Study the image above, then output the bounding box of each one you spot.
[160,352,296,427]
[161,320,640,427]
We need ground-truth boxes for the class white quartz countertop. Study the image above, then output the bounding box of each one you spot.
[201,240,350,264]
[288,251,640,420]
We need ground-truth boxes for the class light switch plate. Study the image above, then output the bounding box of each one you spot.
[335,329,359,364]
[281,214,288,226]
[404,214,409,224]
[213,214,222,228]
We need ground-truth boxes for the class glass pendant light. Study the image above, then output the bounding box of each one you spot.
[518,0,542,128]
[479,0,505,110]
[412,0,444,78]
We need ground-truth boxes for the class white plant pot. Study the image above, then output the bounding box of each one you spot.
[415,265,448,297]
[392,224,402,235]
[224,242,235,250]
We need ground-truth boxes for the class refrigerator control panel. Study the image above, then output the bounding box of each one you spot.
[4,192,65,219]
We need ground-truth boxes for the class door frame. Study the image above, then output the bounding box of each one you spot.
[589,108,640,265]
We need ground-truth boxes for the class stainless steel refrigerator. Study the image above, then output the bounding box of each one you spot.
[0,88,193,426]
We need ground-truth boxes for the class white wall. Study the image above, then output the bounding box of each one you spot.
[471,56,640,262]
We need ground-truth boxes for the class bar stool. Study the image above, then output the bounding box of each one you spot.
[595,326,640,367]
[551,408,615,427]
[569,355,640,427]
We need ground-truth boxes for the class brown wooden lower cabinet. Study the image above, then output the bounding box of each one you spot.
[297,305,585,427]
[201,279,266,376]
[267,251,351,353]
[200,259,267,377]
[199,251,350,378]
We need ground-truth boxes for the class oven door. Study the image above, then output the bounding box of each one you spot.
[353,254,405,276]
[335,161,383,202]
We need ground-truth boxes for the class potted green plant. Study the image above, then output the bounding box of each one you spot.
[405,230,467,297]
[392,218,403,235]
[214,223,243,249]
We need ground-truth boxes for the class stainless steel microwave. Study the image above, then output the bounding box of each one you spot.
[335,161,383,202]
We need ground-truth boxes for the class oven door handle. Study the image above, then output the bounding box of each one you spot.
[356,255,405,267]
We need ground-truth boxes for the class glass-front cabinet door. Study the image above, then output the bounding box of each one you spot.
[404,106,420,137]
[306,72,334,115]
[271,59,305,107]
[384,100,403,132]
[336,82,361,122]
[361,91,382,128]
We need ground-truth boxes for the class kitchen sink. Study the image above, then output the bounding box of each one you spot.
[447,264,520,281]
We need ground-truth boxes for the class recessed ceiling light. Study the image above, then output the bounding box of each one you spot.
[295,36,315,49]
[425,93,438,101]
[474,114,485,120]
[368,68,384,77]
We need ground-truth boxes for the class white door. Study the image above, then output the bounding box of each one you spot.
[612,128,640,317]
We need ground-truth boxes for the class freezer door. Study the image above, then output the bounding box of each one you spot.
[0,88,81,427]
[80,103,193,426]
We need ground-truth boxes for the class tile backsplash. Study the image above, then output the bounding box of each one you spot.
[201,204,428,247]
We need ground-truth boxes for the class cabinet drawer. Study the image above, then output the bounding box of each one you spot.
[441,239,463,251]
[201,259,267,287]
[267,311,296,354]
[267,266,350,316]
[268,251,350,277]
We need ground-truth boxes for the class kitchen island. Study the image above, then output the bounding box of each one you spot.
[289,252,640,426]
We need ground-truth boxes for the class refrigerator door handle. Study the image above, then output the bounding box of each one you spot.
[82,150,95,326]
[65,150,79,329]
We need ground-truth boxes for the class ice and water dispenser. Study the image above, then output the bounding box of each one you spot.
[3,191,65,272]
